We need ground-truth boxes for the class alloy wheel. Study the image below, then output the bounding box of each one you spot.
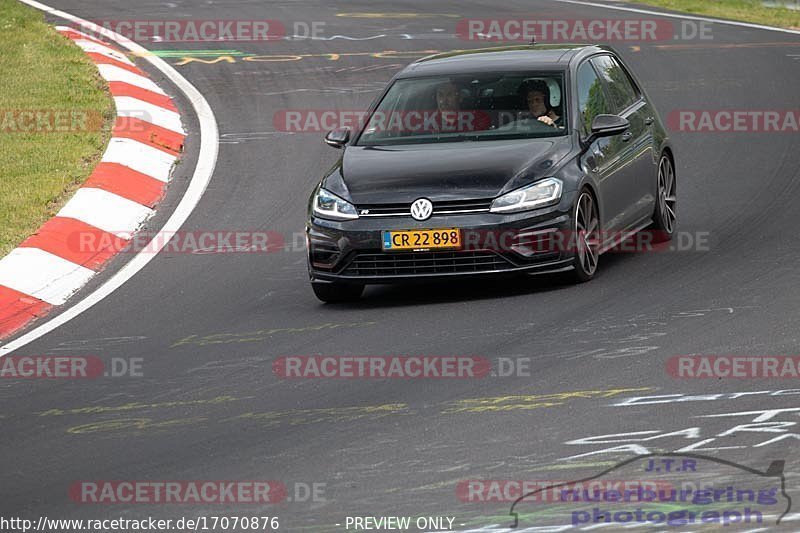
[657,155,677,234]
[575,191,600,276]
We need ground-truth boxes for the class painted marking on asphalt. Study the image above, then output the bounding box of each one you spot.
[38,395,251,417]
[48,335,148,351]
[442,388,654,413]
[52,388,657,437]
[170,321,378,347]
[650,41,800,51]
[67,416,209,435]
[287,33,388,41]
[143,49,247,58]
[218,131,295,144]
[171,50,440,65]
[336,12,460,18]
[64,403,411,435]
[258,85,383,96]
[225,403,409,425]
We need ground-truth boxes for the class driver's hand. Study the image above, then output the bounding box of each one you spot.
[537,115,555,127]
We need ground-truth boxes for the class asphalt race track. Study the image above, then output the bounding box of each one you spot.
[2,0,800,531]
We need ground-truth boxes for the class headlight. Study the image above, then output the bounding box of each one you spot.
[313,187,359,220]
[490,178,563,213]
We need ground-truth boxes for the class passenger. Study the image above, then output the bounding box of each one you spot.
[435,81,461,113]
[433,81,490,132]
[433,81,461,132]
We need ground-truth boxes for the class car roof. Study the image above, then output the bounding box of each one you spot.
[397,44,612,78]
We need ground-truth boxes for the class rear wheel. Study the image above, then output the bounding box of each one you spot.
[571,189,600,283]
[311,282,364,303]
[650,153,676,242]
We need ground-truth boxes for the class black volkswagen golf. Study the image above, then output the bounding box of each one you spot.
[306,44,676,302]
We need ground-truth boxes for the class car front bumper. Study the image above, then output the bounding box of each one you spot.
[306,202,576,285]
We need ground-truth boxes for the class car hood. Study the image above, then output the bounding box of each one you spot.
[323,137,573,205]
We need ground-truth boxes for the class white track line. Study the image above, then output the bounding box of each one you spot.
[1,0,219,356]
[548,0,800,35]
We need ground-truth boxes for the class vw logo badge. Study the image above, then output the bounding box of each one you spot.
[410,198,433,221]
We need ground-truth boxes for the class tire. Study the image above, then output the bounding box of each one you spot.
[571,189,600,283]
[311,282,364,303]
[649,152,677,243]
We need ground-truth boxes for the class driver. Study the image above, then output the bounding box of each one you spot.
[517,79,561,128]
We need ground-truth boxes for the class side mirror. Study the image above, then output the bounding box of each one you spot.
[582,114,630,148]
[324,128,350,149]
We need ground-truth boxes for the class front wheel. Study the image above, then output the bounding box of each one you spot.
[311,282,364,303]
[571,189,600,283]
[650,153,677,242]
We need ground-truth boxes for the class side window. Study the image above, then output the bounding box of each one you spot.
[591,55,640,112]
[576,60,611,134]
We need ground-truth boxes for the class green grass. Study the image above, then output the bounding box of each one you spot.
[0,0,113,256]
[628,0,800,29]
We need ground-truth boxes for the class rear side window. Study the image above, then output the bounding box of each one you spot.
[590,55,640,112]
[576,60,611,134]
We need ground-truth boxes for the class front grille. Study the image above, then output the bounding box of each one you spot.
[433,199,493,211]
[340,250,514,277]
[357,199,492,217]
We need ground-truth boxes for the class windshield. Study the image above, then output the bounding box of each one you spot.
[356,72,567,146]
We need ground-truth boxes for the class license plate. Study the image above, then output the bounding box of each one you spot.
[382,228,462,251]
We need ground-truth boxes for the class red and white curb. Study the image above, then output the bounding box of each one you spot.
[0,26,185,338]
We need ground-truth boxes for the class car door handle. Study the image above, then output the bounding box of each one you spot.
[644,117,654,125]
[621,131,633,142]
